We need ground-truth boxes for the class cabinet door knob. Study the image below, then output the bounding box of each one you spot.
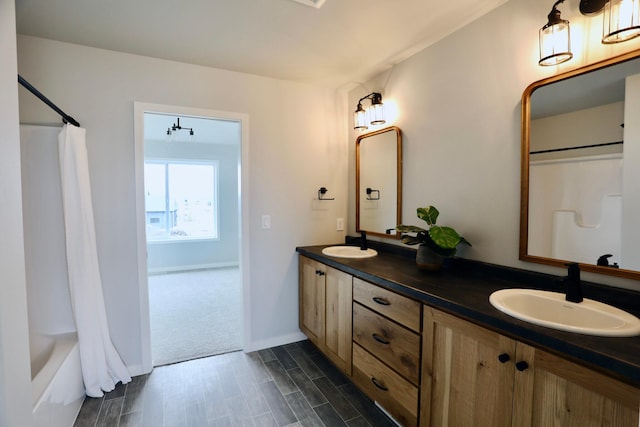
[498,353,511,363]
[372,333,390,345]
[318,271,325,276]
[371,377,389,391]
[515,361,529,371]
[372,297,391,306]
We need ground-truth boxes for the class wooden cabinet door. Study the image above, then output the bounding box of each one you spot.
[299,256,325,347]
[421,307,516,427]
[513,343,640,427]
[324,265,353,375]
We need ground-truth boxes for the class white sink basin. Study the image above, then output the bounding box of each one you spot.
[321,246,378,259]
[489,288,640,337]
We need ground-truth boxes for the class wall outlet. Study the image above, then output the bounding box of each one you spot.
[336,218,344,231]
[261,214,271,229]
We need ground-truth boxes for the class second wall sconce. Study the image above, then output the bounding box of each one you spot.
[353,92,386,131]
[539,0,640,66]
[603,0,640,43]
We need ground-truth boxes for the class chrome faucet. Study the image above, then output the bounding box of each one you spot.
[360,231,368,251]
[564,262,583,303]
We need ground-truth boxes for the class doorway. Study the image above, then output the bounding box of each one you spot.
[134,103,250,369]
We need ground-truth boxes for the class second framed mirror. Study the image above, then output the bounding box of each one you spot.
[356,126,402,238]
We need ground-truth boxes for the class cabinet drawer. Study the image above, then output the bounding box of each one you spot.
[352,343,418,427]
[353,278,421,332]
[353,302,420,384]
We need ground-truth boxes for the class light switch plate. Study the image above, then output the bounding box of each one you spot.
[261,214,271,229]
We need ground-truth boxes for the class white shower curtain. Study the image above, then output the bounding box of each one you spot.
[58,124,131,397]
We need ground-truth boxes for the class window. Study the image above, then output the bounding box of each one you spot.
[144,161,218,241]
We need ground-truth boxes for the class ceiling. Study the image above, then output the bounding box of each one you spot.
[531,56,640,120]
[15,0,508,89]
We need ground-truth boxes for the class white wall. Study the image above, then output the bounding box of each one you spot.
[17,35,348,373]
[0,0,33,425]
[531,102,624,160]
[348,0,640,290]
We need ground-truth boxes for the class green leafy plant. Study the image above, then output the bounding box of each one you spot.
[396,206,471,257]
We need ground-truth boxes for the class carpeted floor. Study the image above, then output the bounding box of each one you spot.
[148,267,242,366]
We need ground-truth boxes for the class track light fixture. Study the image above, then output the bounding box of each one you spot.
[166,117,194,136]
[353,92,386,131]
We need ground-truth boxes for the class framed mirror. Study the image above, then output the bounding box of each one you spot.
[356,126,402,238]
[521,49,640,280]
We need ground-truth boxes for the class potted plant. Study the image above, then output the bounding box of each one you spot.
[396,205,471,271]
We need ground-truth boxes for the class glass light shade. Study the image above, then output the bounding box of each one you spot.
[539,21,573,66]
[369,103,386,125]
[603,0,640,43]
[354,104,368,130]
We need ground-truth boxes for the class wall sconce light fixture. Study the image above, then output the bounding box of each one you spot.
[353,92,385,131]
[539,0,640,66]
[539,0,573,66]
[602,0,640,43]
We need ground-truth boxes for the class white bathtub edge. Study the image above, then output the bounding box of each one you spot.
[32,333,85,427]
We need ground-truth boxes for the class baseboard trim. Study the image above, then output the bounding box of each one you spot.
[126,363,148,378]
[245,331,307,353]
[148,262,239,275]
[128,332,308,374]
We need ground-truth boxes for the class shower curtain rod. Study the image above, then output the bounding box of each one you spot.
[18,75,80,127]
[530,140,622,155]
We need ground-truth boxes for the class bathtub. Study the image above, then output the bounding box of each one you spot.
[21,126,85,426]
[31,333,85,427]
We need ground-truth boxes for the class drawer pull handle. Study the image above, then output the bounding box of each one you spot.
[516,361,529,372]
[372,297,391,306]
[498,353,511,363]
[372,333,390,345]
[371,377,388,391]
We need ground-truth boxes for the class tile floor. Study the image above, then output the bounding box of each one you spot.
[73,340,397,427]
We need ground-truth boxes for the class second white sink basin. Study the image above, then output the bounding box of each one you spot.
[489,288,640,337]
[321,246,378,259]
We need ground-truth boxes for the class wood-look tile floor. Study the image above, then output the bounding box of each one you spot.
[73,340,397,427]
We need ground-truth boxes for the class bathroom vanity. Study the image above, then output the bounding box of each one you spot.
[297,243,640,427]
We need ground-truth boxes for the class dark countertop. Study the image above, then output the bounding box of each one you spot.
[296,243,640,388]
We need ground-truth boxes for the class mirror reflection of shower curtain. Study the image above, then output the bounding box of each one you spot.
[58,124,131,397]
